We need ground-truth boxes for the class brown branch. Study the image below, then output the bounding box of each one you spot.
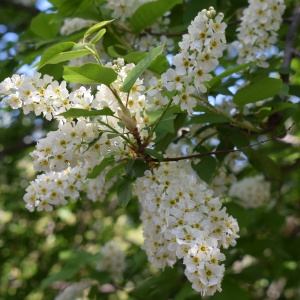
[148,123,294,163]
[281,5,300,87]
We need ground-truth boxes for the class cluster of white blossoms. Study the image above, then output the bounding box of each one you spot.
[0,6,243,295]
[148,7,227,114]
[234,0,285,67]
[106,0,153,22]
[229,175,271,208]
[0,59,151,211]
[134,156,239,296]
[97,240,126,280]
[106,0,174,53]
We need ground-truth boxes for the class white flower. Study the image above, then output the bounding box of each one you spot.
[234,0,285,67]
[229,175,271,208]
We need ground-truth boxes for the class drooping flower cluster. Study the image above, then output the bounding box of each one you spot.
[0,59,151,211]
[148,7,227,114]
[234,0,285,67]
[229,175,271,208]
[0,6,242,295]
[134,158,239,296]
[97,240,126,280]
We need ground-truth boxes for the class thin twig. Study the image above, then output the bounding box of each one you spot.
[148,123,294,163]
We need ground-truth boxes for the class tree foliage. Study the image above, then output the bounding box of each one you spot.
[0,0,300,299]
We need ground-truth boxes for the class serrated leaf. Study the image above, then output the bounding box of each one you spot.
[123,45,164,93]
[129,0,182,32]
[117,177,133,208]
[63,63,118,85]
[233,77,283,106]
[105,162,126,182]
[83,20,114,40]
[244,148,281,180]
[87,156,115,179]
[59,107,114,118]
[145,148,164,161]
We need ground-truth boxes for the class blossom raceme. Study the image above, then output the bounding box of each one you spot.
[133,159,239,296]
[233,0,285,67]
[0,59,153,211]
[147,7,227,114]
[0,7,240,296]
[97,240,126,280]
[229,175,271,208]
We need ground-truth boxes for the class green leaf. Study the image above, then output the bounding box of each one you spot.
[30,13,61,39]
[105,162,126,182]
[83,132,103,153]
[208,61,255,88]
[233,77,283,106]
[145,148,164,161]
[124,52,170,75]
[83,20,114,40]
[89,28,106,45]
[129,0,183,32]
[123,45,165,93]
[37,42,90,70]
[244,148,281,180]
[126,160,149,178]
[192,155,217,184]
[59,250,102,265]
[256,102,298,119]
[87,156,115,179]
[116,177,133,208]
[223,127,250,148]
[187,114,229,125]
[59,107,114,118]
[63,63,118,85]
[41,266,79,289]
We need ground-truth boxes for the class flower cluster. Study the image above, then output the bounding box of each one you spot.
[229,175,271,208]
[134,159,239,296]
[0,59,151,211]
[148,7,227,114]
[106,0,174,53]
[234,0,285,67]
[97,240,126,280]
[60,18,97,36]
[106,0,152,22]
[23,162,116,212]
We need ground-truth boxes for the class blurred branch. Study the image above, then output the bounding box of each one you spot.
[1,0,40,16]
[281,5,300,87]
